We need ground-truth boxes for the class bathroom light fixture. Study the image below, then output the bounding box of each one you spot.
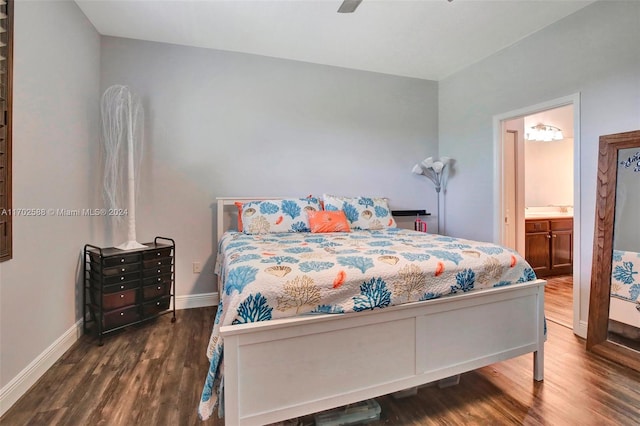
[526,124,564,141]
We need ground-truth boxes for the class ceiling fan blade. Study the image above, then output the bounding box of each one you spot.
[338,0,363,13]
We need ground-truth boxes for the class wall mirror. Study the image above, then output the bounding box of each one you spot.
[587,129,640,372]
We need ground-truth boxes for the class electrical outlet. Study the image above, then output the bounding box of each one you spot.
[193,262,202,274]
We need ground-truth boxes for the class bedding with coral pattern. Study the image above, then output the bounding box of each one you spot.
[611,249,640,302]
[199,229,536,419]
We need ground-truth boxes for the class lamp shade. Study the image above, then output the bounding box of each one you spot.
[421,157,434,169]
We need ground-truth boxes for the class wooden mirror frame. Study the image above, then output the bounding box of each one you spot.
[586,129,640,372]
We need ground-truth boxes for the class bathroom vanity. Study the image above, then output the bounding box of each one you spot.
[524,207,573,277]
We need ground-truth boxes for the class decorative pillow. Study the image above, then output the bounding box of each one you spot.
[322,194,397,230]
[235,195,317,232]
[234,201,244,232]
[241,198,322,234]
[307,210,351,233]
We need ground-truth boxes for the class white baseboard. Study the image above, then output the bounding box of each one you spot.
[174,292,219,310]
[0,319,83,417]
[0,292,220,417]
[576,320,588,339]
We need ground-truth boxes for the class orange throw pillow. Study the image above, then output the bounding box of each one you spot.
[234,201,244,232]
[307,210,351,233]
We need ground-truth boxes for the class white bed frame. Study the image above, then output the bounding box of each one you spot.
[215,198,546,426]
[610,297,640,328]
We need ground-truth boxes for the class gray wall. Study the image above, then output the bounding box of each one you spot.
[439,1,640,326]
[0,1,101,390]
[100,37,439,296]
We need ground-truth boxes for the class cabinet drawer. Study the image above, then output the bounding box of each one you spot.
[525,220,550,233]
[143,264,172,278]
[143,257,172,269]
[550,219,573,231]
[102,305,140,330]
[143,247,172,261]
[143,273,172,286]
[143,282,170,301]
[91,270,141,286]
[93,288,137,310]
[89,252,141,267]
[102,280,140,294]
[91,262,140,276]
[143,297,171,317]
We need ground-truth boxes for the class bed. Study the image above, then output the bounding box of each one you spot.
[610,249,640,328]
[199,197,546,425]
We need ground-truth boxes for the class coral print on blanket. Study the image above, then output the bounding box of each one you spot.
[611,250,640,302]
[198,229,536,420]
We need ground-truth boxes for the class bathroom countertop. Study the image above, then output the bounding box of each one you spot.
[525,207,574,220]
[525,212,574,220]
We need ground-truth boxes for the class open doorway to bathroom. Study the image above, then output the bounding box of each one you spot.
[494,94,582,335]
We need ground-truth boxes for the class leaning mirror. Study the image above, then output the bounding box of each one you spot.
[587,129,640,372]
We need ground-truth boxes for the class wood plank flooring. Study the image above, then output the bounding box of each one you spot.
[544,275,573,327]
[3,302,640,425]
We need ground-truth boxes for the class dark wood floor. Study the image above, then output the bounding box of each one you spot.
[3,301,640,425]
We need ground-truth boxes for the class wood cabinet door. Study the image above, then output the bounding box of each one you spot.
[525,232,551,276]
[551,229,573,272]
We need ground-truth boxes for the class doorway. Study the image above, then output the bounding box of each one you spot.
[493,94,584,337]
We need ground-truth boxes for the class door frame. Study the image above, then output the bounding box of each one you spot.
[492,93,584,338]
[503,129,518,251]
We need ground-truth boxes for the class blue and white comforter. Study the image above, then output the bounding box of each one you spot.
[612,249,640,302]
[199,229,536,419]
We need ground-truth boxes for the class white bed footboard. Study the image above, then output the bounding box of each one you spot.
[221,279,545,425]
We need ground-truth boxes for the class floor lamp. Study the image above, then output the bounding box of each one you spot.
[412,156,452,235]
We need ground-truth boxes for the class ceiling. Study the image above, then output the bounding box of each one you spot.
[75,0,594,81]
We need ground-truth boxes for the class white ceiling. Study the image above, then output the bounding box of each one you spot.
[75,0,594,81]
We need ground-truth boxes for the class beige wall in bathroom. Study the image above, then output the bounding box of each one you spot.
[524,138,574,207]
